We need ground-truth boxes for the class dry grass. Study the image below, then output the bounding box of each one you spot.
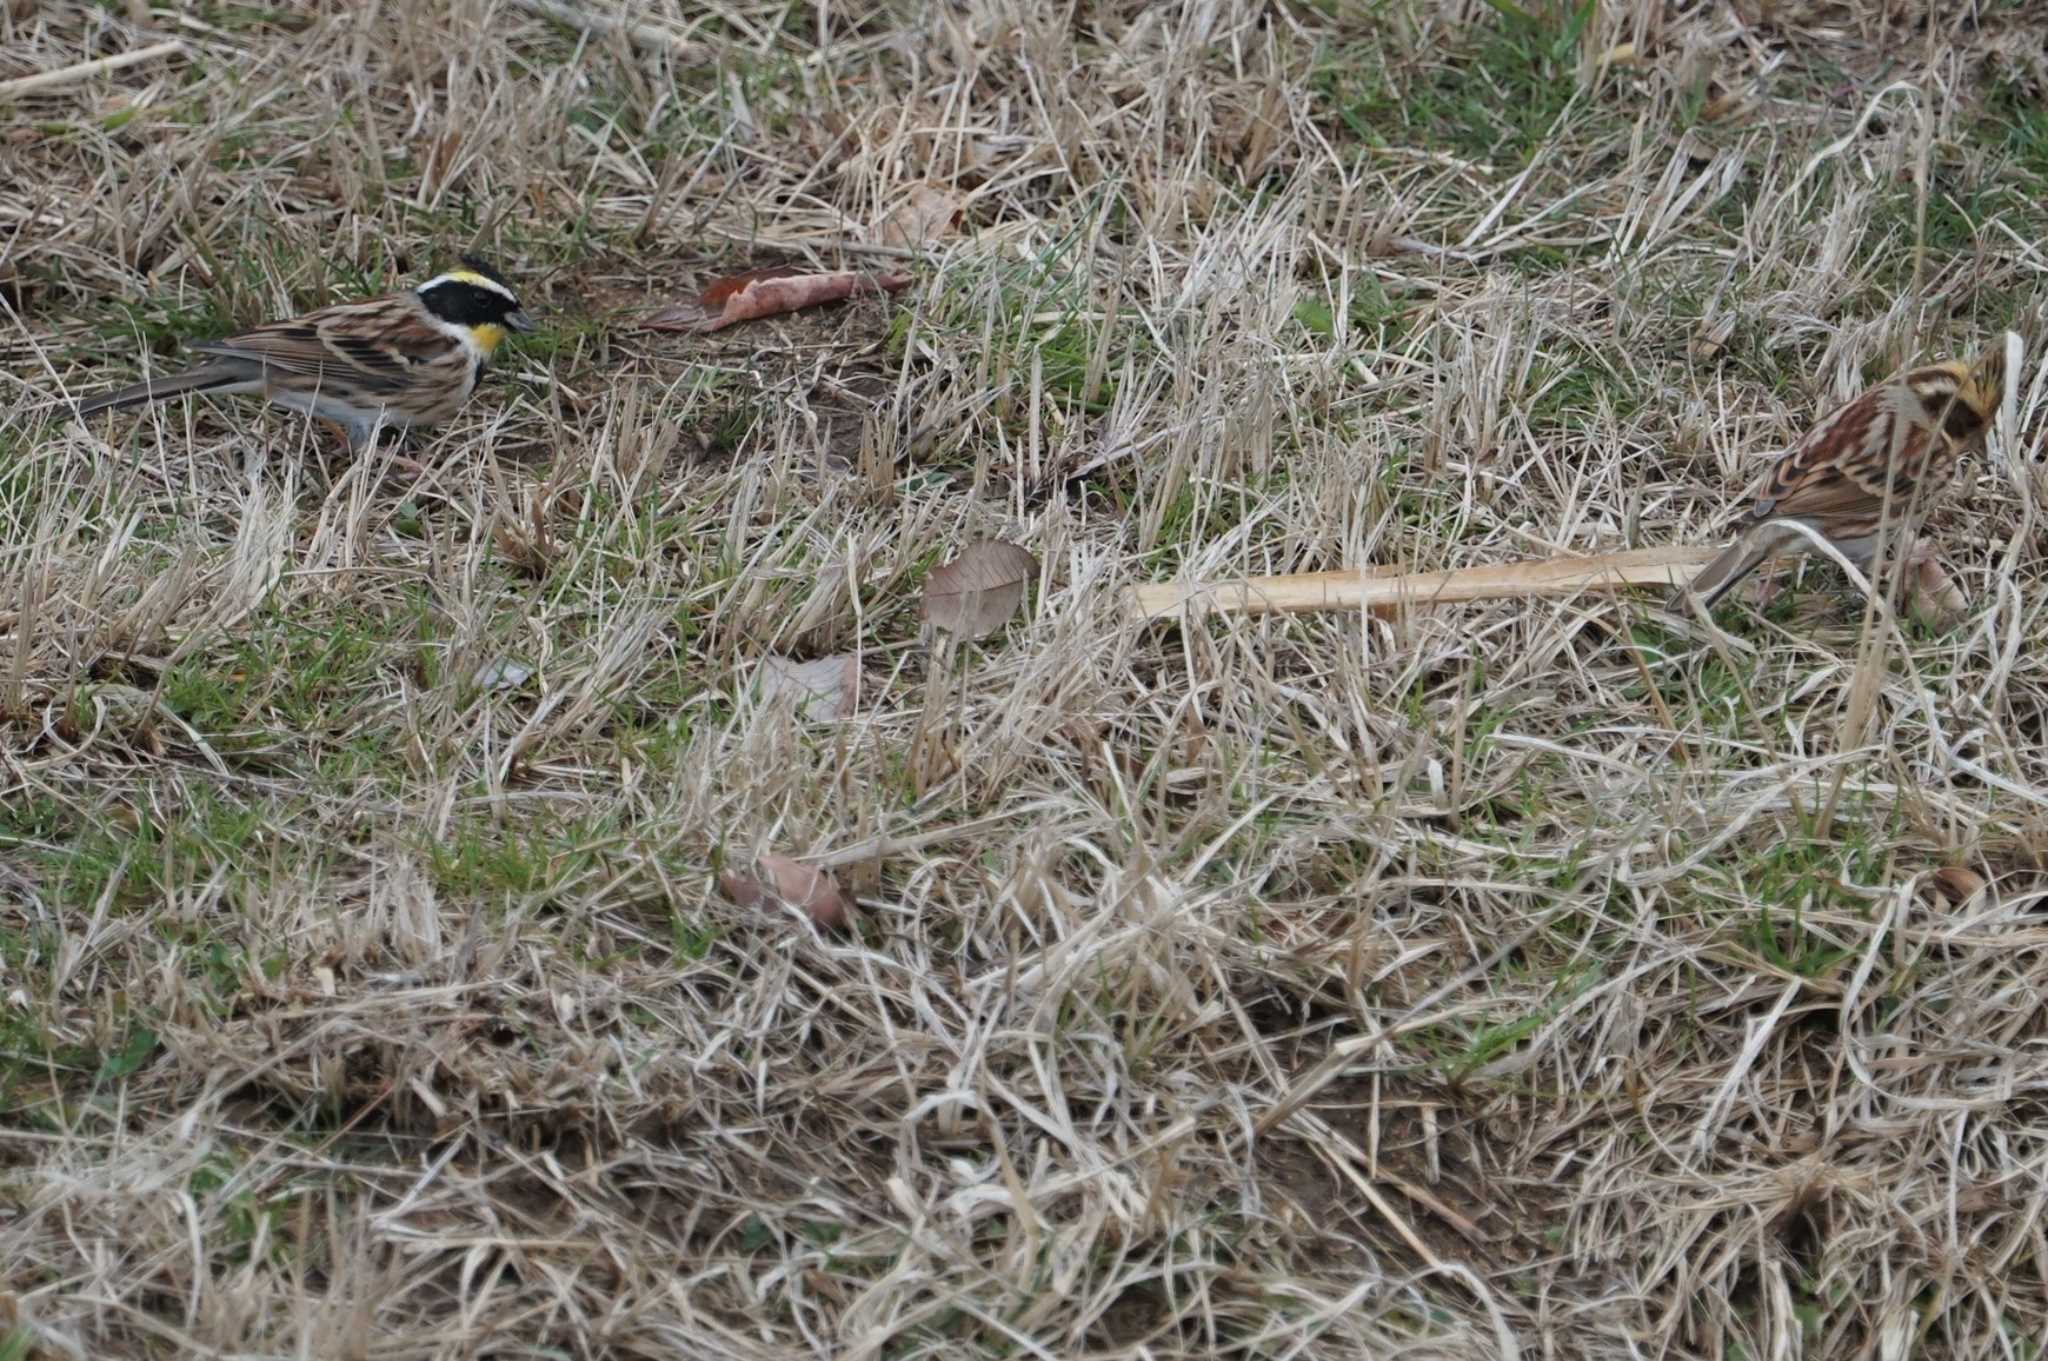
[5,0,2048,1356]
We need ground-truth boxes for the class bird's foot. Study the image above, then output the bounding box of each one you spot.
[1751,572,1784,612]
[1905,548,1968,629]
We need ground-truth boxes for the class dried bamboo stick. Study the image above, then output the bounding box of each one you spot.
[507,0,714,61]
[1128,545,1719,621]
[0,41,185,101]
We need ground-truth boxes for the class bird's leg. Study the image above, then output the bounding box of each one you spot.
[1751,567,1784,612]
[1874,535,1932,604]
[353,421,428,478]
[319,418,357,462]
[379,428,429,479]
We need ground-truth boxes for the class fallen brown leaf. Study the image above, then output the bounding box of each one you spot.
[644,268,914,333]
[701,266,804,306]
[1927,866,1988,907]
[1700,85,1749,122]
[924,540,1038,639]
[720,853,853,930]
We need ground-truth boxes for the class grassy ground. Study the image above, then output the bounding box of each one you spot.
[5,0,2048,1356]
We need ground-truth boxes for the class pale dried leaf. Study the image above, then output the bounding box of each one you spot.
[755,654,858,720]
[923,540,1039,639]
[74,683,154,736]
[474,657,535,691]
[875,184,964,248]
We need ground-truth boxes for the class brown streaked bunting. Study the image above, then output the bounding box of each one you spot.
[1685,343,2005,609]
[75,256,533,453]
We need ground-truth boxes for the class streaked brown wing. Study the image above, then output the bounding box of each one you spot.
[189,295,424,395]
[190,323,336,376]
[1750,382,1939,523]
[318,297,453,393]
[357,312,457,365]
[1758,460,1889,521]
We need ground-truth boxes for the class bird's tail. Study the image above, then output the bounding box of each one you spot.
[74,363,257,419]
[1680,522,1804,611]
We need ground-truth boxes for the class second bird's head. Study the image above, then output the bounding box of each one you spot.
[1907,341,2007,444]
[417,256,534,354]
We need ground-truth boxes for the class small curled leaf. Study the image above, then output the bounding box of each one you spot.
[644,269,914,333]
[720,853,853,930]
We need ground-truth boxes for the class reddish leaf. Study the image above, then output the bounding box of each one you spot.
[720,854,852,930]
[644,269,914,333]
[702,265,805,306]
[924,540,1038,639]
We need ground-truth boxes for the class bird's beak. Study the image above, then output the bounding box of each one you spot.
[507,309,536,333]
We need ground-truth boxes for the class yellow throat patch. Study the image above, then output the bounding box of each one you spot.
[442,269,510,353]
